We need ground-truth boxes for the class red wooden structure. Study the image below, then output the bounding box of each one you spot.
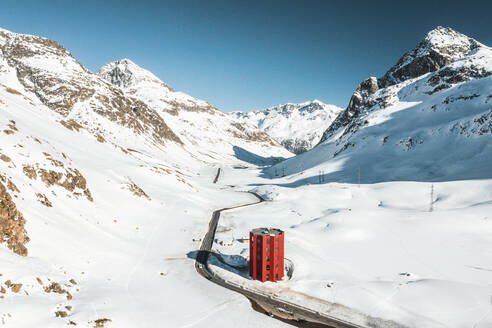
[249,228,284,282]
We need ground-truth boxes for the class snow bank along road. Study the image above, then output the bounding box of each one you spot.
[194,168,366,328]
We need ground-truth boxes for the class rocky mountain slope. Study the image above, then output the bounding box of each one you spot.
[98,59,291,163]
[232,100,342,154]
[269,27,492,183]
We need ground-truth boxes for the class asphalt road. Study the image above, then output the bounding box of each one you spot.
[193,168,368,328]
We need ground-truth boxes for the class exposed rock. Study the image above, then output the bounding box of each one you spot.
[10,283,22,293]
[44,282,66,294]
[55,311,68,318]
[0,154,11,162]
[228,122,275,145]
[23,164,93,201]
[319,77,378,144]
[0,181,29,256]
[96,134,105,143]
[5,87,22,95]
[22,166,36,180]
[379,26,483,88]
[60,120,83,132]
[36,193,52,207]
[126,178,150,200]
[0,175,19,193]
[426,65,491,94]
[94,318,111,328]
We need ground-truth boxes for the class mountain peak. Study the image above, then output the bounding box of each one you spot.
[423,26,482,51]
[379,26,484,87]
[98,58,173,91]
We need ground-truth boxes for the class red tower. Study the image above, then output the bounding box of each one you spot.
[249,228,284,282]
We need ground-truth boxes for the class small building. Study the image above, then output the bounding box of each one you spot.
[249,227,284,282]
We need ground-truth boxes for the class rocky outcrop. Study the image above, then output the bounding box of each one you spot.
[99,58,172,91]
[0,181,28,256]
[319,77,378,143]
[379,26,483,88]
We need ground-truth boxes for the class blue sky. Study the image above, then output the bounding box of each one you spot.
[1,0,491,111]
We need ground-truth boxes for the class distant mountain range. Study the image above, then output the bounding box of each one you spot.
[231,100,342,154]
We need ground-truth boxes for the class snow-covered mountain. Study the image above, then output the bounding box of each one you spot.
[98,59,291,163]
[0,27,291,328]
[269,27,492,183]
[232,100,342,154]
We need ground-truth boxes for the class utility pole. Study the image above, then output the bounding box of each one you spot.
[430,184,434,212]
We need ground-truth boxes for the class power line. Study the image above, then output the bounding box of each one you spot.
[429,184,434,212]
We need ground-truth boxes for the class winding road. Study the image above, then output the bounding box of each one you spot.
[193,168,367,328]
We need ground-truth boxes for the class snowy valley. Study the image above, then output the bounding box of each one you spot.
[0,25,491,328]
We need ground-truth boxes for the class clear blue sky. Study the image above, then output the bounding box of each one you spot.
[1,0,491,111]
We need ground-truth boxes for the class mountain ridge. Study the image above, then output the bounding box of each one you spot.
[271,26,492,183]
[232,100,342,154]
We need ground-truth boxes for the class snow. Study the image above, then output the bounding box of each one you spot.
[0,28,291,328]
[274,45,492,183]
[231,100,343,154]
[210,167,492,328]
[0,85,291,327]
[98,58,293,164]
[1,24,492,328]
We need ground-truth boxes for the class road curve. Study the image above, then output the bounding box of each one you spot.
[194,168,367,328]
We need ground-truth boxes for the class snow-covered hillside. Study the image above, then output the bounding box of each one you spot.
[0,27,292,328]
[98,59,292,164]
[215,167,492,328]
[232,100,342,154]
[268,27,492,183]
